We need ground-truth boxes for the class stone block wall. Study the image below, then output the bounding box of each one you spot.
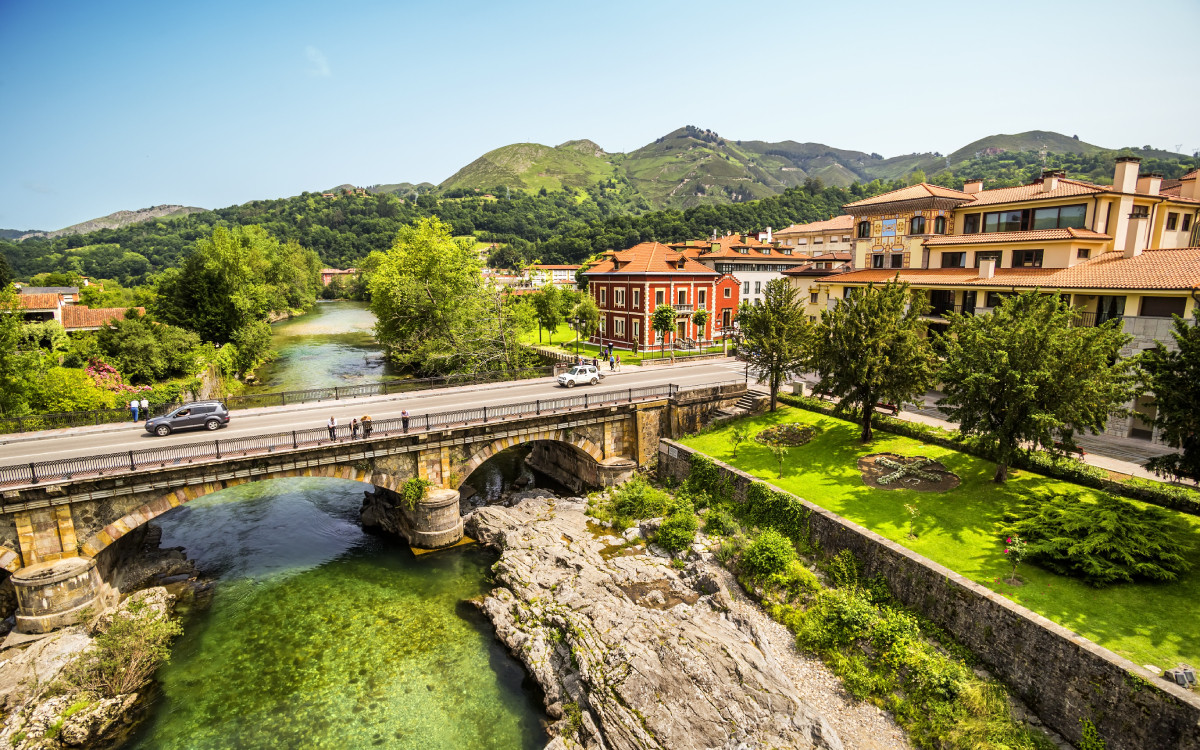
[658,439,1200,750]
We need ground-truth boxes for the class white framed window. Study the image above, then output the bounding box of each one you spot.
[698,289,707,306]
[655,289,664,305]
[633,319,641,341]
[615,318,625,336]
[742,281,749,295]
[615,288,625,307]
[724,287,732,298]
[632,288,641,309]
[754,281,761,294]
[599,288,606,305]
[677,289,687,304]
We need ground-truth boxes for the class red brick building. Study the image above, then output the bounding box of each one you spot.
[582,242,740,351]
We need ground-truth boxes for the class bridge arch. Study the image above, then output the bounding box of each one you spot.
[454,428,605,489]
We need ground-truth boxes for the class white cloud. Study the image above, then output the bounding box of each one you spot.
[305,46,331,78]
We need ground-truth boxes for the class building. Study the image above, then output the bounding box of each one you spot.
[522,264,581,288]
[18,286,79,304]
[16,293,64,323]
[61,306,146,332]
[671,233,805,307]
[583,242,740,351]
[320,268,358,286]
[780,252,854,320]
[824,157,1200,442]
[773,215,856,257]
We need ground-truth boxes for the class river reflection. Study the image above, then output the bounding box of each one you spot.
[122,478,547,750]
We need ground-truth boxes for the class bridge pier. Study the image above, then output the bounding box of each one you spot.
[399,488,464,548]
[11,557,103,634]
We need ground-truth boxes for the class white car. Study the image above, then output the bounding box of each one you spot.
[557,364,604,387]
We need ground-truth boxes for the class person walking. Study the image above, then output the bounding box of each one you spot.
[401,409,410,433]
[130,400,139,422]
[351,418,359,439]
[327,415,337,441]
[609,354,615,371]
[139,397,149,421]
[362,415,372,438]
[616,354,621,371]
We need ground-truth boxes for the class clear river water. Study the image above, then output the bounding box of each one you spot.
[121,302,548,749]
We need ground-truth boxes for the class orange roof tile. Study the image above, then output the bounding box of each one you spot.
[924,228,1111,246]
[61,306,146,330]
[585,242,717,276]
[844,184,973,208]
[16,293,61,310]
[831,248,1200,291]
[776,215,855,234]
[1181,169,1199,180]
[697,233,801,260]
[961,178,1107,206]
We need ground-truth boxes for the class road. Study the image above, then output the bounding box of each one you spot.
[0,362,748,467]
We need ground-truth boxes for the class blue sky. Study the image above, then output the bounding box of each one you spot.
[3,0,1198,230]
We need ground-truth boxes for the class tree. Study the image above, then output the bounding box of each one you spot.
[937,291,1138,482]
[810,280,937,442]
[0,284,39,414]
[1140,314,1200,482]
[570,296,600,353]
[691,308,709,342]
[0,253,12,288]
[651,304,677,360]
[736,279,811,410]
[531,284,563,343]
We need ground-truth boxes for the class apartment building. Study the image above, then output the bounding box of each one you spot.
[773,215,855,257]
[522,264,581,288]
[825,157,1200,442]
[669,233,804,307]
[781,252,853,320]
[583,242,740,351]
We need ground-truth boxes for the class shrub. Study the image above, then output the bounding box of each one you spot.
[741,528,795,577]
[754,422,818,447]
[768,559,818,599]
[703,507,737,536]
[827,549,861,590]
[1006,494,1194,586]
[64,599,182,697]
[742,482,811,546]
[400,478,431,509]
[656,503,698,552]
[612,476,672,519]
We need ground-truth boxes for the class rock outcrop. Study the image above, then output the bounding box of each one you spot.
[468,496,843,750]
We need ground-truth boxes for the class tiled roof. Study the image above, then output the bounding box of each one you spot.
[19,286,78,295]
[320,268,356,274]
[529,264,581,270]
[962,178,1108,206]
[924,228,1111,246]
[782,263,852,276]
[62,306,146,330]
[698,233,800,260]
[585,242,717,275]
[830,248,1200,291]
[17,293,62,310]
[1182,169,1198,180]
[844,184,973,208]
[776,215,855,234]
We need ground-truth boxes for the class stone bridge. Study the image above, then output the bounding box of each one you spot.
[0,382,745,632]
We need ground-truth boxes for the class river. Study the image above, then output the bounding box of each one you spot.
[121,302,549,748]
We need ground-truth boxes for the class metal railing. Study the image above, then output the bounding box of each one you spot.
[0,380,744,490]
[0,366,557,436]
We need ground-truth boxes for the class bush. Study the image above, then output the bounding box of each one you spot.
[65,598,182,697]
[742,482,812,547]
[768,559,819,599]
[827,549,861,590]
[741,528,795,577]
[611,476,672,519]
[1006,494,1194,586]
[703,507,737,536]
[656,503,698,552]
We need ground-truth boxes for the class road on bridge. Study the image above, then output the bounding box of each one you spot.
[0,362,749,468]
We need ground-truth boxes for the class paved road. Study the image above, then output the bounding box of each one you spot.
[0,362,748,467]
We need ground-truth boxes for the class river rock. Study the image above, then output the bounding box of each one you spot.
[468,496,843,750]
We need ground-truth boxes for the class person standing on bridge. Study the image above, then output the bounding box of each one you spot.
[401,409,410,433]
[129,399,139,422]
[351,418,359,439]
[139,397,149,421]
[362,415,372,438]
[327,415,337,441]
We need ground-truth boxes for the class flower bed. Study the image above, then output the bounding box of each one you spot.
[753,423,817,447]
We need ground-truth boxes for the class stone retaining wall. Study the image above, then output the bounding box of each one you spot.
[658,439,1200,750]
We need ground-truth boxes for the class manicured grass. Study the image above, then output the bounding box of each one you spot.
[524,322,726,365]
[680,406,1200,672]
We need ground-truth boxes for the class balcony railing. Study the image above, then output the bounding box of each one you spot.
[923,303,975,319]
[1072,311,1123,328]
[673,304,694,314]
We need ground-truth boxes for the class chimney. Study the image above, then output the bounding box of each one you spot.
[1183,171,1200,200]
[963,179,984,194]
[1124,209,1150,258]
[1136,172,1162,196]
[1113,156,1141,193]
[979,258,996,279]
[766,226,773,243]
[1041,169,1064,192]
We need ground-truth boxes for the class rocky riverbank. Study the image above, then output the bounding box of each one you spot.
[467,495,912,750]
[0,526,208,750]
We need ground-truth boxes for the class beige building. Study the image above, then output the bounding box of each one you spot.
[781,252,853,320]
[825,158,1200,443]
[774,215,855,256]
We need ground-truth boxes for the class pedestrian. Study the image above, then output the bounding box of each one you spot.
[130,399,139,422]
[327,415,337,441]
[609,354,615,371]
[362,415,373,438]
[616,354,621,371]
[592,356,598,368]
[401,409,410,433]
[351,418,359,439]
[139,397,149,421]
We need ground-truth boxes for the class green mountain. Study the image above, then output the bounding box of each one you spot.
[429,127,1193,209]
[14,204,204,241]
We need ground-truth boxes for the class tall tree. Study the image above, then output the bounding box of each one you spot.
[531,284,563,343]
[735,279,810,410]
[0,284,39,414]
[691,308,709,342]
[938,291,1139,482]
[651,304,677,360]
[1141,314,1200,482]
[811,280,937,442]
[570,295,600,353]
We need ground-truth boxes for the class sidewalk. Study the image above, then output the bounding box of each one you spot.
[0,357,739,446]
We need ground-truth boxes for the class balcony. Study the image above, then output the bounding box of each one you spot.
[1071,311,1123,328]
[923,303,975,319]
[673,304,694,314]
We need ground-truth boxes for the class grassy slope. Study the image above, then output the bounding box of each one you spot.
[680,406,1200,671]
[440,142,617,193]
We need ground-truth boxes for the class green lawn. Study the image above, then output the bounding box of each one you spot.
[680,406,1200,672]
[525,322,726,365]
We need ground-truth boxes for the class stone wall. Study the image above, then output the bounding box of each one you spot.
[658,439,1200,750]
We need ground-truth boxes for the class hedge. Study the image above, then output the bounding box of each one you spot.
[776,393,1200,516]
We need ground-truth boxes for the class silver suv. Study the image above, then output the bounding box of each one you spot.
[145,402,230,436]
[557,364,603,387]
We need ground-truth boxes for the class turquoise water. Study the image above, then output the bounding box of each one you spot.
[249,300,394,393]
[123,478,547,750]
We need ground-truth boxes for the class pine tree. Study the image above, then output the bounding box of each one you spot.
[1141,314,1200,482]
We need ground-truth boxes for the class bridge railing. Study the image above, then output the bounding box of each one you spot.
[0,366,558,436]
[0,380,741,490]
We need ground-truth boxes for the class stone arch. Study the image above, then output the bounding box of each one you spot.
[454,428,604,489]
[78,464,395,558]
